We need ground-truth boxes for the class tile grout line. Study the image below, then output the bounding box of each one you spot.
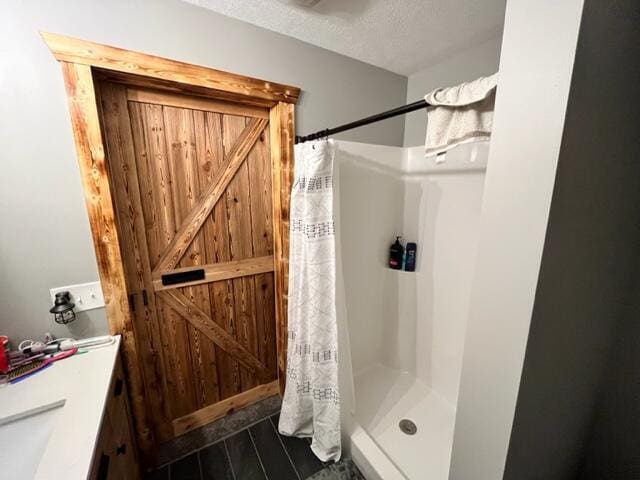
[196,450,204,480]
[224,439,237,480]
[248,427,270,480]
[269,416,302,480]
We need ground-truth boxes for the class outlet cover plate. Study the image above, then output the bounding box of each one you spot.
[49,281,105,313]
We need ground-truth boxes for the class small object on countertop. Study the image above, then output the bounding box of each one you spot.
[8,358,50,383]
[8,347,78,384]
[60,335,114,351]
[0,336,8,373]
[10,362,53,384]
[389,236,405,270]
[404,243,417,272]
[17,335,114,356]
[9,351,44,368]
[46,347,78,362]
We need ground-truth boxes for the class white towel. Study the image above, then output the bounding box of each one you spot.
[424,73,498,159]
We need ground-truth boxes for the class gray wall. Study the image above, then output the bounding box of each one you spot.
[580,278,640,479]
[503,0,640,478]
[577,1,640,477]
[0,0,406,343]
[403,36,502,147]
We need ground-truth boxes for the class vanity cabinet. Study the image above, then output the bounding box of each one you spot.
[89,354,139,480]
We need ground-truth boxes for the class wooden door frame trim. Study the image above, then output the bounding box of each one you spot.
[42,32,299,105]
[42,32,296,467]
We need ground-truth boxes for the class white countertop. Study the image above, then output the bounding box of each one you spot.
[0,336,121,480]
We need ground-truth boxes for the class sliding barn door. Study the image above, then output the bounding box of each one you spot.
[98,82,279,441]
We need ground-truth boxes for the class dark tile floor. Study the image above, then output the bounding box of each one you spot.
[145,412,365,480]
[156,396,282,466]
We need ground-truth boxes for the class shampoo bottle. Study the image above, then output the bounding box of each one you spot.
[389,236,404,270]
[404,242,417,272]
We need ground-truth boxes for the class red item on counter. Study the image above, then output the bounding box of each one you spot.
[0,336,8,373]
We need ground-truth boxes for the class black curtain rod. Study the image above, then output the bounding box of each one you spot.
[295,99,429,144]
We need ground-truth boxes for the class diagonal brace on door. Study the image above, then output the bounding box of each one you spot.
[152,117,269,276]
[159,289,271,380]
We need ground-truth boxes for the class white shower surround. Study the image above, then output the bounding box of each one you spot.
[335,140,488,479]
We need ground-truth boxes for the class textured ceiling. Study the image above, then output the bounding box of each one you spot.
[183,0,505,75]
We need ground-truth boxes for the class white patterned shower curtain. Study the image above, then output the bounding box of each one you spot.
[278,140,341,462]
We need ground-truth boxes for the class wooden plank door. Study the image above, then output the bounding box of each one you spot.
[98,82,279,441]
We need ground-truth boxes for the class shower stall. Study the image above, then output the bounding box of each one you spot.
[335,140,488,479]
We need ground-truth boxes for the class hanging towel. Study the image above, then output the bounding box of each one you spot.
[279,139,341,462]
[424,73,498,159]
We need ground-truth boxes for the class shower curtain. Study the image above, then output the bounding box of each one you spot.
[278,140,341,462]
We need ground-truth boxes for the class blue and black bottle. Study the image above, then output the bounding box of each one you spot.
[404,242,417,272]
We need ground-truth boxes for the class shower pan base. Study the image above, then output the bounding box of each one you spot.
[353,364,456,480]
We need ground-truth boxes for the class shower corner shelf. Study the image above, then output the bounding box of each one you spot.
[387,268,418,274]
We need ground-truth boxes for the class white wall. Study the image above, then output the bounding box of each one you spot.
[403,37,503,147]
[448,1,585,479]
[0,0,407,344]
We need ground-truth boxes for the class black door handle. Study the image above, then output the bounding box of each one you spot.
[113,377,123,397]
[97,453,110,480]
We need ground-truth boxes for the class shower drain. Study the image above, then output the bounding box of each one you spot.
[399,419,417,435]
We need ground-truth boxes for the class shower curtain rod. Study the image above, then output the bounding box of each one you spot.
[294,99,429,144]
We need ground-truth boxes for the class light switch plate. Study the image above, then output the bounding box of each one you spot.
[49,281,105,313]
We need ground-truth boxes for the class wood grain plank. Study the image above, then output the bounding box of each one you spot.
[128,103,175,267]
[163,105,220,409]
[192,110,229,405]
[160,290,270,380]
[58,62,155,458]
[196,111,241,400]
[208,278,241,400]
[128,103,181,417]
[128,88,269,119]
[270,102,294,395]
[158,293,201,418]
[199,112,232,267]
[247,124,274,257]
[129,103,198,419]
[153,256,275,291]
[42,32,300,104]
[152,117,269,275]
[234,275,258,390]
[246,122,277,381]
[98,82,174,442]
[172,381,279,436]
[254,272,278,379]
[223,116,259,390]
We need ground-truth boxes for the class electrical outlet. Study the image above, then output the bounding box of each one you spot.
[49,281,105,313]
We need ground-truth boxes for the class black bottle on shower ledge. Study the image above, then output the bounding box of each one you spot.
[389,236,404,270]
